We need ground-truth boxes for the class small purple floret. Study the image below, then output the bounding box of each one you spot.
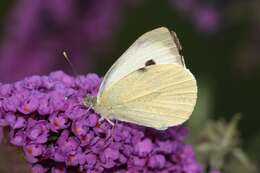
[0,71,202,172]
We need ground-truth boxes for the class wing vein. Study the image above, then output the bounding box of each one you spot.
[112,79,194,106]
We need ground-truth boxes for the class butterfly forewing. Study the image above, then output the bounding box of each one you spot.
[97,27,184,102]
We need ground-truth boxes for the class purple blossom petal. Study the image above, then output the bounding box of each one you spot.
[5,112,16,127]
[132,156,147,167]
[38,95,54,115]
[0,84,13,97]
[26,119,49,143]
[134,138,153,157]
[155,140,175,154]
[0,71,201,172]
[24,144,45,163]
[2,96,20,112]
[10,129,26,146]
[58,135,80,154]
[84,153,97,169]
[49,113,69,132]
[18,94,39,114]
[51,166,66,173]
[13,116,26,129]
[65,104,87,120]
[104,147,120,161]
[148,154,166,169]
[192,6,220,33]
[31,164,47,173]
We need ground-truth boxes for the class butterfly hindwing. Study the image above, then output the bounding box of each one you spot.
[96,64,197,130]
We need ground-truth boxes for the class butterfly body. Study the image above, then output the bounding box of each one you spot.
[84,27,197,130]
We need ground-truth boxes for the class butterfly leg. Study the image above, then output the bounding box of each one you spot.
[111,120,118,134]
[98,116,104,123]
[105,119,118,140]
[106,118,115,126]
[86,105,92,113]
[98,117,114,126]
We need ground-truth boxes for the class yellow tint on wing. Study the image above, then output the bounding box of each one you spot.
[98,64,197,130]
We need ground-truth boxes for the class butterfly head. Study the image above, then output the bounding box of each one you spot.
[84,95,111,119]
[84,95,97,108]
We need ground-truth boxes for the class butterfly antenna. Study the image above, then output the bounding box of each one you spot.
[63,51,78,75]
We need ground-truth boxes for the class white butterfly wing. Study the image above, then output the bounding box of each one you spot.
[97,27,184,103]
[96,64,197,130]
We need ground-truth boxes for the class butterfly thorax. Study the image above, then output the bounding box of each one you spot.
[84,95,97,108]
[84,95,111,119]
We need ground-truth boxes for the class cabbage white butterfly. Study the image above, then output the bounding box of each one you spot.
[84,27,197,130]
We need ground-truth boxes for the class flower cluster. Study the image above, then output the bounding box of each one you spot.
[170,0,221,33]
[0,71,202,173]
[0,0,138,82]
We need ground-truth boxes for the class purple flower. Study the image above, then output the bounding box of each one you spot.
[4,112,16,125]
[49,112,69,132]
[0,0,139,83]
[32,164,47,173]
[65,104,87,120]
[155,140,176,154]
[83,153,98,170]
[10,129,26,146]
[38,94,54,115]
[65,149,85,166]
[100,147,120,168]
[177,145,202,173]
[0,71,202,172]
[104,147,120,161]
[56,130,80,154]
[49,92,68,111]
[51,146,65,162]
[75,74,101,95]
[170,0,221,33]
[2,95,20,112]
[49,71,75,88]
[51,166,66,173]
[131,156,147,167]
[72,113,98,138]
[26,119,49,143]
[0,84,13,97]
[24,144,45,163]
[13,116,27,129]
[72,116,96,146]
[18,93,40,114]
[134,138,153,157]
[148,154,166,169]
[192,6,220,33]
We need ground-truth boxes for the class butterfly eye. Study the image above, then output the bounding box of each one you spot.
[145,59,156,66]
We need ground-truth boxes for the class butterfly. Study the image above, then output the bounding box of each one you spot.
[84,27,197,130]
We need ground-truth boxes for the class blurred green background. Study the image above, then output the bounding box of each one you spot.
[0,0,259,172]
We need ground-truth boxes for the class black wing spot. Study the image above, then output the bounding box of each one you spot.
[137,59,155,72]
[145,59,156,66]
[138,67,147,72]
